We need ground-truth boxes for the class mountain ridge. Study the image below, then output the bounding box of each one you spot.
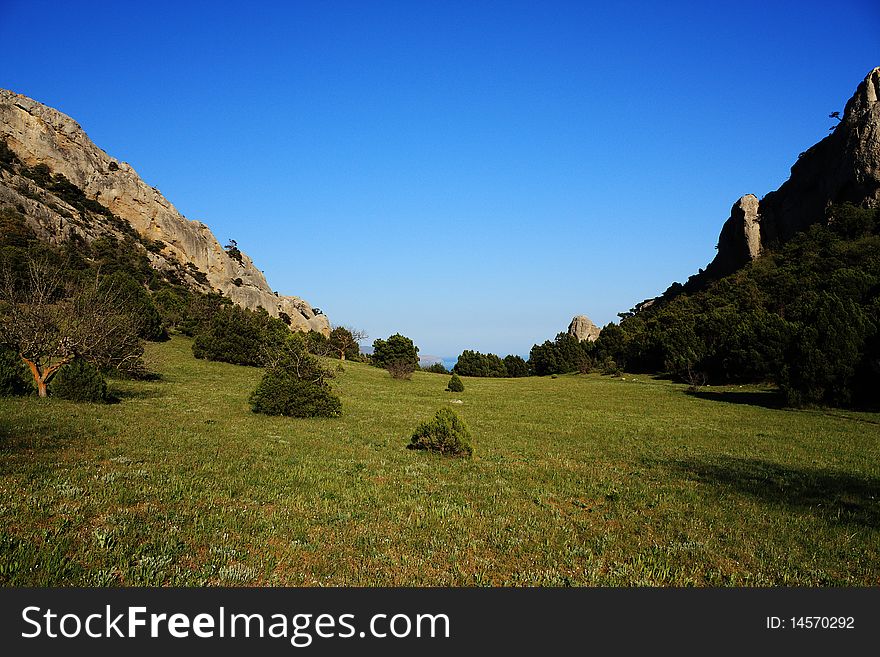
[0,88,329,335]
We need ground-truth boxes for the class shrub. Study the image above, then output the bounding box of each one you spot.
[51,360,110,403]
[372,333,419,370]
[99,271,166,341]
[386,359,416,380]
[225,239,244,264]
[446,373,464,392]
[422,362,449,374]
[407,408,473,458]
[0,347,32,396]
[249,371,341,417]
[250,333,342,418]
[193,306,287,366]
[528,333,595,376]
[305,330,331,356]
[502,354,529,377]
[453,350,507,377]
[600,357,621,376]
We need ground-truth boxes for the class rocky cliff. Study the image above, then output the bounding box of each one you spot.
[706,67,880,279]
[0,88,329,335]
[567,315,600,342]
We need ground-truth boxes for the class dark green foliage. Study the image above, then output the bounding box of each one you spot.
[232,277,243,287]
[422,362,449,374]
[502,354,529,377]
[192,306,287,367]
[0,347,32,396]
[87,235,155,285]
[528,333,594,376]
[278,312,292,326]
[606,203,880,408]
[100,271,167,341]
[407,408,473,458]
[177,293,231,337]
[153,288,188,330]
[372,333,419,369]
[328,326,361,361]
[453,350,507,377]
[305,330,330,356]
[778,292,873,407]
[599,357,621,377]
[185,263,209,286]
[446,373,464,392]
[225,239,244,265]
[50,360,110,403]
[249,371,341,417]
[250,333,341,418]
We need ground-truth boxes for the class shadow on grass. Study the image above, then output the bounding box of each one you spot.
[685,388,785,410]
[0,417,70,455]
[657,456,880,528]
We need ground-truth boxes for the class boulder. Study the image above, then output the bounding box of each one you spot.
[567,315,600,342]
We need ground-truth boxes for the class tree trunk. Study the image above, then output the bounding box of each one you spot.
[22,356,64,398]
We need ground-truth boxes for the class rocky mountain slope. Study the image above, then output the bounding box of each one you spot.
[647,67,880,305]
[714,67,879,272]
[0,88,329,335]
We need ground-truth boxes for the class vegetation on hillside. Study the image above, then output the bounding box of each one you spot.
[602,203,880,408]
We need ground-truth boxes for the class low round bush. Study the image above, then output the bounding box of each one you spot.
[0,347,32,396]
[51,360,110,403]
[407,408,473,458]
[250,370,341,418]
[446,373,464,392]
[386,359,416,380]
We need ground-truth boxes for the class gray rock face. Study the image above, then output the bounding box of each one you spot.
[567,315,600,342]
[708,67,880,277]
[0,88,329,335]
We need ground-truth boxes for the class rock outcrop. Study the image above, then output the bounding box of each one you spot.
[567,315,600,342]
[707,67,880,278]
[0,88,329,335]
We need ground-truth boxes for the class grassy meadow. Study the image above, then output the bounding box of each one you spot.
[1,335,878,586]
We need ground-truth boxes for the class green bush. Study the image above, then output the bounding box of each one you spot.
[249,371,341,417]
[529,333,595,376]
[446,373,464,392]
[100,271,167,341]
[453,349,507,377]
[0,347,32,396]
[372,333,419,369]
[407,408,473,458]
[193,306,287,366]
[422,362,449,374]
[600,357,621,376]
[51,360,110,403]
[250,333,341,418]
[502,354,530,377]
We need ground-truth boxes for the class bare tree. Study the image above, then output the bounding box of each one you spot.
[329,326,367,361]
[0,252,143,397]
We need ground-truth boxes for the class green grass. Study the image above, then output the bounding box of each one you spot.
[1,335,879,586]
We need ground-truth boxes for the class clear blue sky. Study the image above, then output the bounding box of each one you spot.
[1,1,878,358]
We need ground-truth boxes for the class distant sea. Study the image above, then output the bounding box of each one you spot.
[441,357,458,370]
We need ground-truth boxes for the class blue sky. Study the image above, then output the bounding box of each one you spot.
[1,1,878,358]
